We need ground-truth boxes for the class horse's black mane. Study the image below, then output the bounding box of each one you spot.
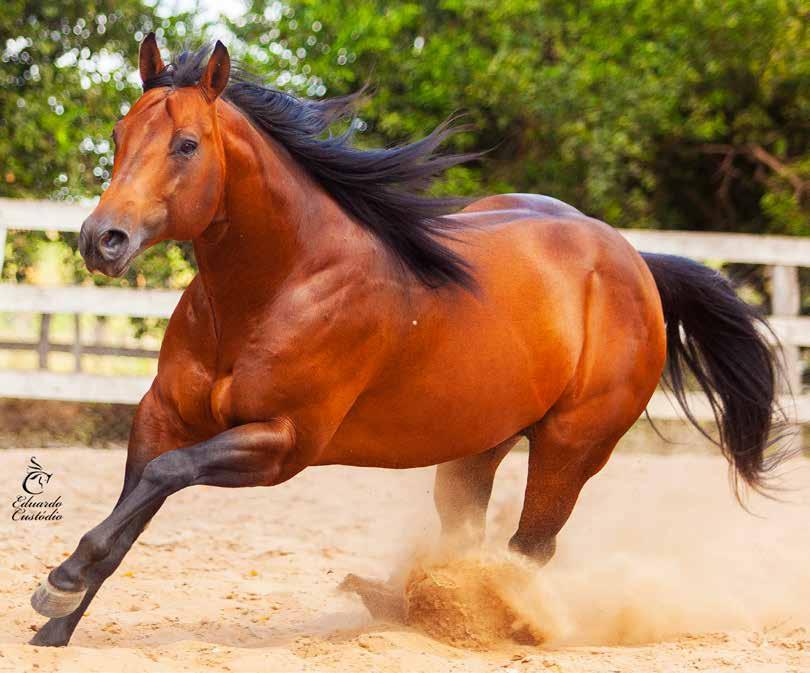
[143,44,479,289]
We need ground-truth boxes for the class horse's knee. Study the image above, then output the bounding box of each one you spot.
[142,450,195,490]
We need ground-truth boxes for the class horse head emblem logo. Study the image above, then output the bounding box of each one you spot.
[22,457,53,495]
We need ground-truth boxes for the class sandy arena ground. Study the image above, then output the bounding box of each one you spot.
[1,447,809,672]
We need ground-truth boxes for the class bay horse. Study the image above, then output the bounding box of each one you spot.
[30,35,788,646]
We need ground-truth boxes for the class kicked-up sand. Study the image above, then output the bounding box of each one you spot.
[0,446,808,672]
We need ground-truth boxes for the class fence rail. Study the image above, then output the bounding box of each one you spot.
[1,197,808,422]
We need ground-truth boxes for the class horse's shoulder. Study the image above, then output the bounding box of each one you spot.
[149,276,218,428]
[162,276,216,347]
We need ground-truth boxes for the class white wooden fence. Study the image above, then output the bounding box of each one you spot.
[0,197,808,422]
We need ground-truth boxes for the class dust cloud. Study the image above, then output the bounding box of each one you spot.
[346,453,810,649]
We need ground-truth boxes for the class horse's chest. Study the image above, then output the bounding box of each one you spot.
[207,344,308,427]
[204,282,383,428]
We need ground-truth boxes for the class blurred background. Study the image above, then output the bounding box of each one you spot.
[0,0,807,448]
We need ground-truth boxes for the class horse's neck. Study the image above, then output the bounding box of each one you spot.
[192,105,358,337]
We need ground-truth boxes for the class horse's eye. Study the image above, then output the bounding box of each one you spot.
[177,139,198,156]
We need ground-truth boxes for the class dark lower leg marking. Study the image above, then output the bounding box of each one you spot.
[30,501,162,644]
[509,532,556,566]
[31,419,297,620]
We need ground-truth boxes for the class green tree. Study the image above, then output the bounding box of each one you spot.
[2,1,154,199]
[230,0,810,235]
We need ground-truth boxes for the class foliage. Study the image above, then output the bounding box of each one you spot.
[2,1,155,199]
[1,0,808,304]
[231,0,810,234]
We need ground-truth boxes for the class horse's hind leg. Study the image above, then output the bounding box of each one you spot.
[434,436,518,546]
[509,394,642,565]
[509,260,665,564]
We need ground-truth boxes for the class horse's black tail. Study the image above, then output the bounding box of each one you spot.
[641,252,793,497]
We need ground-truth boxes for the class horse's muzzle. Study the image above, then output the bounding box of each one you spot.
[79,216,134,277]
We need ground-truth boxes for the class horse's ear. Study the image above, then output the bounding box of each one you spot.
[139,32,165,84]
[200,41,230,102]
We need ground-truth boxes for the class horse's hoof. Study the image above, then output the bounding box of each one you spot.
[30,579,85,618]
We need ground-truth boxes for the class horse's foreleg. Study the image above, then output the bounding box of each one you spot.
[29,500,163,646]
[31,418,299,620]
[29,388,185,645]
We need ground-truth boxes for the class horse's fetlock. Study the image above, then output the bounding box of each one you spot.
[80,531,110,562]
[509,533,556,566]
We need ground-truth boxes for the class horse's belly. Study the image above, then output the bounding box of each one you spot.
[317,324,575,467]
[319,402,534,469]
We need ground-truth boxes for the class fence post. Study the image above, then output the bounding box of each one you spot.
[38,313,51,370]
[73,313,82,372]
[771,265,801,396]
[0,224,7,273]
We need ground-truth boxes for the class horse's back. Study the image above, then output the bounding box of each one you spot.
[451,192,651,284]
[454,193,655,298]
[458,193,586,220]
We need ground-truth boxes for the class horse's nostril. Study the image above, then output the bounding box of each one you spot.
[98,229,129,260]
